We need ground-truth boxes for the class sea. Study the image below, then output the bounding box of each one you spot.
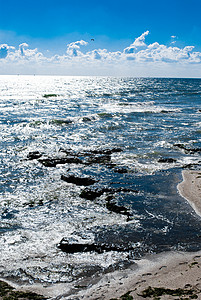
[0,76,201,296]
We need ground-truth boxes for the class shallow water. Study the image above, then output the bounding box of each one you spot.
[0,76,201,287]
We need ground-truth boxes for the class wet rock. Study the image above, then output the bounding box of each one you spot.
[158,158,177,163]
[43,94,58,98]
[82,117,93,122]
[182,163,201,169]
[88,148,122,155]
[58,238,133,254]
[60,147,122,157]
[80,187,138,201]
[27,151,42,160]
[61,175,97,186]
[86,154,111,164]
[39,157,82,167]
[58,147,123,168]
[80,188,107,200]
[50,119,73,125]
[174,143,201,154]
[106,200,132,217]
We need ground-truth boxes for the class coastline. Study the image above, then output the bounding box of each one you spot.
[69,250,201,300]
[178,170,201,218]
[54,169,201,299]
[1,169,201,299]
[1,250,201,300]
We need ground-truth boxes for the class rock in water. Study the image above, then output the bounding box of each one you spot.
[58,238,133,254]
[39,157,82,167]
[61,175,97,186]
[158,158,177,163]
[27,151,42,160]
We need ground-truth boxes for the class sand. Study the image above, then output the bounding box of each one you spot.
[178,170,201,217]
[2,251,201,299]
[68,250,201,300]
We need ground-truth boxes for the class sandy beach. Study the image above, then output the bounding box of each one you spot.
[70,250,201,300]
[178,170,201,218]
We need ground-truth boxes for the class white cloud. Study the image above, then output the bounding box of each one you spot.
[0,32,201,76]
[66,40,88,57]
[124,30,149,54]
[0,44,15,59]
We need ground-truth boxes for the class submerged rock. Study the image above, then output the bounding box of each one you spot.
[79,188,106,200]
[27,151,42,160]
[61,175,97,186]
[43,94,58,98]
[158,158,177,163]
[58,238,133,254]
[60,147,122,157]
[39,157,82,167]
[88,148,122,155]
[50,119,73,125]
[174,143,201,154]
[106,200,132,217]
[38,147,123,168]
[85,154,111,164]
[80,187,138,201]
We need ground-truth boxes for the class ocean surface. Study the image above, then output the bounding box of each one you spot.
[0,76,201,292]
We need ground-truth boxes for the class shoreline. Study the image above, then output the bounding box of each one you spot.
[177,170,201,218]
[71,250,201,300]
[1,169,201,299]
[2,250,201,299]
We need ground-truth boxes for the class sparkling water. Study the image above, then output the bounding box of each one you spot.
[0,75,201,286]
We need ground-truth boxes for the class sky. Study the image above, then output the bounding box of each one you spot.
[0,0,201,77]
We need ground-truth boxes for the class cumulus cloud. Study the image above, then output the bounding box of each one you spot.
[0,44,15,59]
[19,43,29,56]
[66,40,88,57]
[0,31,201,76]
[124,30,149,54]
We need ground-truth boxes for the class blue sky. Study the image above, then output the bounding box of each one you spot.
[0,0,201,76]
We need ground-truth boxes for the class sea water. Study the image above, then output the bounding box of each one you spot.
[0,76,201,287]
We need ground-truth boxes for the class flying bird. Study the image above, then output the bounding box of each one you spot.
[91,39,94,41]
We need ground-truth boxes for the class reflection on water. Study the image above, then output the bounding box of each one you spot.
[0,76,201,285]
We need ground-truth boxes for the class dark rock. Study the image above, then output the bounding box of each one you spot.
[82,117,92,122]
[158,158,177,163]
[86,154,111,164]
[27,151,42,160]
[50,119,73,125]
[58,147,123,167]
[61,175,97,186]
[43,94,58,98]
[80,188,106,200]
[174,144,201,154]
[60,147,122,157]
[182,163,201,169]
[39,157,83,167]
[80,187,138,201]
[88,148,122,155]
[106,200,132,217]
[58,238,133,254]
